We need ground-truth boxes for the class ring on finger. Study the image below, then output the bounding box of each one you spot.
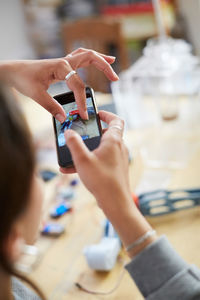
[109,125,123,131]
[65,70,77,81]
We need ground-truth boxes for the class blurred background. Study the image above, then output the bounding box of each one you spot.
[0,0,197,91]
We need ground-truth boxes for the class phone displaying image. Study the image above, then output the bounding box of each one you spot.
[53,87,102,168]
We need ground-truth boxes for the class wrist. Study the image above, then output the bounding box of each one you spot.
[127,232,158,258]
[96,186,133,223]
[97,191,157,258]
[113,207,157,258]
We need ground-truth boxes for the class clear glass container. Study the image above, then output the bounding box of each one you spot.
[112,37,200,169]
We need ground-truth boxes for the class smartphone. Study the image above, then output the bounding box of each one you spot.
[53,87,102,168]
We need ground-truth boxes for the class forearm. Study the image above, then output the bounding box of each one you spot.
[97,191,158,258]
[0,61,16,85]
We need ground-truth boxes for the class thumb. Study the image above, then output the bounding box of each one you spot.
[35,90,66,123]
[64,130,91,166]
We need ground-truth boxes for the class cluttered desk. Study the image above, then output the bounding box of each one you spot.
[16,86,200,299]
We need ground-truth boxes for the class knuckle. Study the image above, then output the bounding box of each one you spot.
[88,49,95,58]
[57,59,69,68]
[110,118,124,133]
[77,47,85,52]
[117,118,124,128]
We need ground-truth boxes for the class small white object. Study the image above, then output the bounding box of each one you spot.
[126,230,156,252]
[84,237,121,271]
[65,70,77,81]
[23,245,39,256]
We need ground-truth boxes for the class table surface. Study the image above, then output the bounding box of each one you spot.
[18,92,200,300]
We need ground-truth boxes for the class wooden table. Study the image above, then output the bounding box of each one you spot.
[19,93,200,300]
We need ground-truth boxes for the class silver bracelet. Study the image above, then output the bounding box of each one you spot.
[126,230,156,252]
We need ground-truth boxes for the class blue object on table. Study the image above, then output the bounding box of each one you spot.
[104,220,118,238]
[137,188,200,216]
[41,223,65,236]
[70,179,79,186]
[39,170,57,182]
[50,203,71,218]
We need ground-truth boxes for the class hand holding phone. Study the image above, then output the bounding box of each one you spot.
[61,111,157,260]
[53,87,102,168]
[60,110,129,210]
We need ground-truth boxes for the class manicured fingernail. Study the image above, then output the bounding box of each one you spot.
[55,113,65,123]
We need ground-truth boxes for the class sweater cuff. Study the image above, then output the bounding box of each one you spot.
[125,235,188,298]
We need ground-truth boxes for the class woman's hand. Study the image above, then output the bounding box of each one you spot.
[60,111,131,216]
[60,111,156,256]
[0,48,118,122]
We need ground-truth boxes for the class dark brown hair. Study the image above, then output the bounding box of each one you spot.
[0,85,46,300]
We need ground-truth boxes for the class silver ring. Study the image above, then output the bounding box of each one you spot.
[65,70,77,81]
[109,125,123,131]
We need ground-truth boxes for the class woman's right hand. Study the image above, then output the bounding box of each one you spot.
[60,111,133,218]
[61,111,156,256]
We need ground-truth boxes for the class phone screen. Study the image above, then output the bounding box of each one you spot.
[53,89,101,167]
[55,97,100,147]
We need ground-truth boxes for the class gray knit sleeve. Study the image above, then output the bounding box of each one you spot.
[125,235,200,300]
[12,277,41,300]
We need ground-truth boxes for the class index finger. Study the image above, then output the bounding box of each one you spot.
[99,110,124,138]
[66,74,88,120]
[67,51,119,82]
[99,110,121,124]
[56,59,88,120]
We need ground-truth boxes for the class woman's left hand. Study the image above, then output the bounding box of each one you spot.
[0,48,118,122]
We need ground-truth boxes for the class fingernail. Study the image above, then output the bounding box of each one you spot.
[114,73,119,80]
[108,55,116,59]
[55,113,65,123]
[64,129,74,140]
